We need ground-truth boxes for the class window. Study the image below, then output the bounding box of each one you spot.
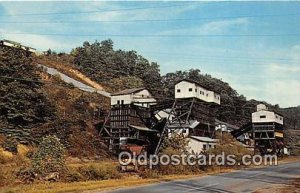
[195,89,197,92]
[121,100,124,105]
[177,89,181,93]
[209,145,212,149]
[260,115,266,118]
[189,88,193,92]
[203,144,207,150]
[182,129,187,134]
[117,100,120,105]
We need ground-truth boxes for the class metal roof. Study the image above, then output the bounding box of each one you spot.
[129,125,158,132]
[111,87,146,96]
[189,136,219,143]
[215,119,240,130]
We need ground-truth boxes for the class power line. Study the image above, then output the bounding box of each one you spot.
[142,51,300,63]
[0,3,200,17]
[0,75,253,110]
[1,13,300,23]
[1,32,300,37]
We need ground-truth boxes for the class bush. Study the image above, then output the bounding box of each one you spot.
[78,163,121,181]
[138,168,160,179]
[31,135,66,176]
[16,168,37,184]
[206,132,252,167]
[2,138,18,153]
[63,167,85,182]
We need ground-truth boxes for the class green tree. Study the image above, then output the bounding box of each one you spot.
[0,46,55,143]
[72,39,162,92]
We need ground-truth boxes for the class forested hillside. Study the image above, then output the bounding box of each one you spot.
[1,39,299,155]
[0,46,55,145]
[44,39,300,129]
[0,46,110,157]
[71,39,161,92]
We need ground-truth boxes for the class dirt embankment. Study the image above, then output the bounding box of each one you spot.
[34,56,106,91]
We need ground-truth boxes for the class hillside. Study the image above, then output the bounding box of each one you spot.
[1,39,299,156]
[38,39,300,130]
[0,46,110,157]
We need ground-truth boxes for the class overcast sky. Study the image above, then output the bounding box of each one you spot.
[0,1,299,108]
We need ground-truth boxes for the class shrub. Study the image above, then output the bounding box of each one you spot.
[206,132,252,167]
[2,138,18,153]
[16,167,37,184]
[31,135,66,176]
[78,163,121,180]
[63,167,85,182]
[138,168,160,179]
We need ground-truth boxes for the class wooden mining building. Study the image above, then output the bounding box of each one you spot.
[100,79,221,155]
[231,104,285,155]
[100,88,158,153]
[252,104,285,154]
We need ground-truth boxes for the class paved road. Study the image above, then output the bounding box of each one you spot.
[105,162,300,193]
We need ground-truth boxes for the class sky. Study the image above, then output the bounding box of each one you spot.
[0,1,299,108]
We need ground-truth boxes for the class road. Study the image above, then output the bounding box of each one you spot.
[105,161,300,193]
[38,64,111,98]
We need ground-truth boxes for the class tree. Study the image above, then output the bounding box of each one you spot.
[162,134,189,153]
[0,46,56,144]
[72,39,162,92]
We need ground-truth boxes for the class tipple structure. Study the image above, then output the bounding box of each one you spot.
[100,79,221,155]
[100,88,158,153]
[251,104,284,155]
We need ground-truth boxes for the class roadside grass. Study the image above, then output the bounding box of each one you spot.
[1,148,299,193]
[0,168,238,193]
[0,175,198,193]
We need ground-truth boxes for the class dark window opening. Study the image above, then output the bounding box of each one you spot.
[121,100,124,105]
[260,115,266,118]
[177,89,181,93]
[117,100,120,105]
[189,88,193,92]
